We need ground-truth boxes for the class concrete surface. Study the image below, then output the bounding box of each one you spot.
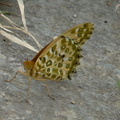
[0,0,120,120]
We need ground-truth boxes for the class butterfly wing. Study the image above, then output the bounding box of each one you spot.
[32,23,94,81]
[60,23,94,47]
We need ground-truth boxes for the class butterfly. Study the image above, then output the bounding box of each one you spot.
[6,23,94,101]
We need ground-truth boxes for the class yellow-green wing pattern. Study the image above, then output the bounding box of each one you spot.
[33,23,94,81]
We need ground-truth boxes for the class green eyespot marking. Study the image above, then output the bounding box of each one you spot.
[46,60,52,66]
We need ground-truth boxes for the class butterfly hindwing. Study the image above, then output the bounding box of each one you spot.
[34,36,80,81]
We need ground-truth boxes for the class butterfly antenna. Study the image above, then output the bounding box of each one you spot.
[3,39,27,61]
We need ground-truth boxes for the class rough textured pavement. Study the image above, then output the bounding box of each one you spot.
[0,0,120,120]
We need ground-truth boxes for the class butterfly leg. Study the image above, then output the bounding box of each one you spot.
[34,78,55,100]
[26,77,31,103]
[5,71,28,82]
[45,80,55,100]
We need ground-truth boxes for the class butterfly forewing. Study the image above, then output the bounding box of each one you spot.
[60,23,94,47]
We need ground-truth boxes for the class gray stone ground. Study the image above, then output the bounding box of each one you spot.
[0,0,120,120]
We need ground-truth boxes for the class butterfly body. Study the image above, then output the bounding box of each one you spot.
[23,23,94,81]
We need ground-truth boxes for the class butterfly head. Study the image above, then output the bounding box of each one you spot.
[23,61,35,75]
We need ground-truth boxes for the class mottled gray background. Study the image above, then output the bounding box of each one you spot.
[0,0,120,120]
